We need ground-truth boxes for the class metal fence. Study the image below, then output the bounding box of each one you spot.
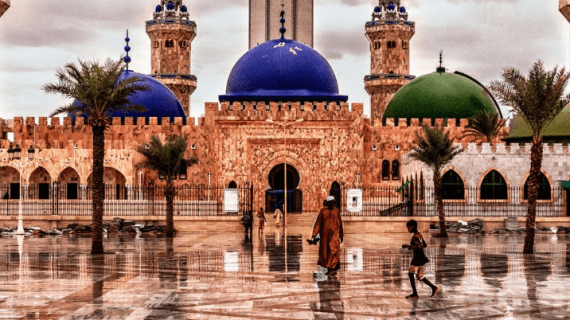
[0,184,254,217]
[339,184,569,218]
[413,186,568,218]
[339,185,411,217]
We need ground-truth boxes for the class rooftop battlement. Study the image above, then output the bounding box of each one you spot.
[1,116,207,129]
[206,101,364,122]
[454,142,570,156]
[375,118,472,128]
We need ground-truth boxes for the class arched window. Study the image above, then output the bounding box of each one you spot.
[442,170,465,200]
[391,160,400,180]
[480,170,508,200]
[382,160,390,180]
[228,181,237,188]
[524,172,551,200]
[165,40,174,47]
[180,41,186,48]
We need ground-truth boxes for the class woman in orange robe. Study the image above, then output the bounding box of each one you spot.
[310,196,344,276]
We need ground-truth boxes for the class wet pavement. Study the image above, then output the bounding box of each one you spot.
[0,223,570,319]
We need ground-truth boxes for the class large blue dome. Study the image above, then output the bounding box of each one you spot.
[72,70,186,121]
[219,38,348,103]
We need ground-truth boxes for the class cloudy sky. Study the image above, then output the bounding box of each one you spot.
[0,0,568,121]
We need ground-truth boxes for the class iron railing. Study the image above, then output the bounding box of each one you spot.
[0,184,254,217]
[339,184,568,218]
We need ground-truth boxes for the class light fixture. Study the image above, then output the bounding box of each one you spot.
[13,145,21,160]
[27,146,35,160]
[7,146,14,160]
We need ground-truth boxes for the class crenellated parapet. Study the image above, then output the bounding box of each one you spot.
[0,116,210,151]
[206,101,364,122]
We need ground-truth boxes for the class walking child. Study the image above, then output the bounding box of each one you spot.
[257,207,266,233]
[402,219,439,299]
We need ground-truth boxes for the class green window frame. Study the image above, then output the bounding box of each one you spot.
[480,170,508,200]
[523,172,551,200]
[442,170,465,200]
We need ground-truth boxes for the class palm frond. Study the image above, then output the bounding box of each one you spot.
[43,57,150,128]
[489,60,570,138]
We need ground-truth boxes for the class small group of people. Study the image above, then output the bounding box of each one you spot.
[241,195,440,299]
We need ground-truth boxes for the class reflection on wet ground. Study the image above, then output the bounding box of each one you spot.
[0,229,570,319]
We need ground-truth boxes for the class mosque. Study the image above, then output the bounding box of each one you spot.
[0,0,569,219]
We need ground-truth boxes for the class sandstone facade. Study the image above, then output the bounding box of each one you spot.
[0,102,505,213]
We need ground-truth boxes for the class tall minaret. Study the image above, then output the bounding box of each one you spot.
[146,1,197,117]
[560,1,570,65]
[0,0,10,19]
[364,1,415,124]
[249,0,313,49]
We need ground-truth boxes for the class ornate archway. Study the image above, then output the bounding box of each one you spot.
[29,167,51,199]
[265,163,302,213]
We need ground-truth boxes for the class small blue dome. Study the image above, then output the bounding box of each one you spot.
[124,45,131,52]
[387,3,395,10]
[124,56,131,64]
[181,5,187,12]
[155,4,162,12]
[374,6,381,13]
[71,70,186,121]
[400,6,406,13]
[219,39,348,103]
[166,2,174,10]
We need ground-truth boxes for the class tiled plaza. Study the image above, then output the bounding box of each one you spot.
[0,217,569,319]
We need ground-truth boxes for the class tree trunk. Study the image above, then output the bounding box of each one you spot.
[434,172,448,237]
[91,126,105,254]
[523,136,543,254]
[165,182,175,237]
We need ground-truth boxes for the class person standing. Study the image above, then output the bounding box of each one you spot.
[257,207,266,233]
[309,196,344,276]
[241,210,253,238]
[274,204,283,227]
[402,219,439,299]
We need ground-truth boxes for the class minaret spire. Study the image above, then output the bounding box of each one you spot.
[437,50,445,73]
[280,2,286,40]
[124,30,131,71]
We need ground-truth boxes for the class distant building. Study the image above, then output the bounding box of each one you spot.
[249,0,313,49]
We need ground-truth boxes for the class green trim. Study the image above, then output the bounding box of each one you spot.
[562,181,570,189]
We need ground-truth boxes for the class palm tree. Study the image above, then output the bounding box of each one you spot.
[410,126,462,237]
[461,110,506,144]
[137,135,198,237]
[489,60,570,254]
[43,58,150,254]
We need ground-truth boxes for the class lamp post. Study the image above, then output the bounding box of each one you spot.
[266,118,304,227]
[11,145,35,235]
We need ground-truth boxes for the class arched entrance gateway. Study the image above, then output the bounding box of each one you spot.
[266,163,302,213]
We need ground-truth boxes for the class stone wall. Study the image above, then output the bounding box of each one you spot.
[403,142,570,191]
[0,104,508,213]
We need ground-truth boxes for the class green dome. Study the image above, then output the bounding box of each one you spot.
[505,105,570,142]
[383,70,501,121]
